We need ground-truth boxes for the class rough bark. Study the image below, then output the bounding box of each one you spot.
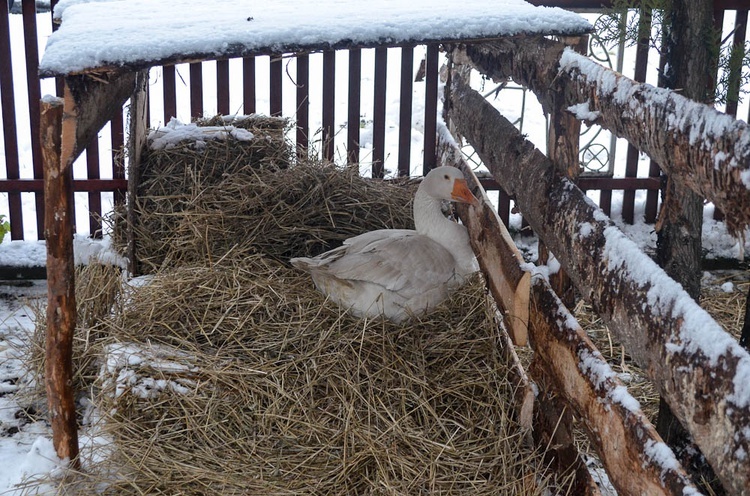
[41,97,80,468]
[437,134,530,346]
[655,3,718,488]
[529,276,699,496]
[444,69,750,495]
[447,38,750,237]
[126,70,149,275]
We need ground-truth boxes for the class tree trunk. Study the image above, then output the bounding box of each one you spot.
[655,3,721,491]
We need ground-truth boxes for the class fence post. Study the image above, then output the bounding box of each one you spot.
[41,95,80,469]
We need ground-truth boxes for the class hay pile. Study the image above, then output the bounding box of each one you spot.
[120,115,415,274]
[61,256,555,495]
[36,116,562,495]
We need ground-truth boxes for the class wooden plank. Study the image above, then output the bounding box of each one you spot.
[86,137,102,238]
[111,108,126,206]
[372,47,387,178]
[189,62,203,119]
[423,44,439,174]
[347,48,361,165]
[217,59,230,115]
[529,276,699,495]
[162,64,177,124]
[296,54,309,156]
[270,55,282,117]
[1,0,24,240]
[243,56,256,114]
[322,50,335,161]
[0,178,128,193]
[444,69,750,494]
[437,133,530,346]
[449,38,750,237]
[21,0,45,239]
[622,7,651,225]
[41,96,80,470]
[397,45,413,177]
[127,71,149,276]
[60,72,136,167]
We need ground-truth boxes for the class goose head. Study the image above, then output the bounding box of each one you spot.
[420,166,480,207]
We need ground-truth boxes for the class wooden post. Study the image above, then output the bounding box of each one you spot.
[539,35,587,309]
[127,70,149,276]
[41,95,80,469]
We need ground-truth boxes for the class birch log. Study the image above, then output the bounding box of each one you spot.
[449,38,750,237]
[444,67,750,495]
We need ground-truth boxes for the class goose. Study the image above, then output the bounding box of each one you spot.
[290,166,480,323]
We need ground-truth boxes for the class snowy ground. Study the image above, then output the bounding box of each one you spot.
[1,5,750,495]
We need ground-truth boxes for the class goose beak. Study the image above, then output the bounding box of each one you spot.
[451,178,481,207]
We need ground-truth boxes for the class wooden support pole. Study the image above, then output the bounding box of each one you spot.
[529,276,699,495]
[437,135,530,346]
[41,96,79,469]
[127,71,150,276]
[444,69,750,494]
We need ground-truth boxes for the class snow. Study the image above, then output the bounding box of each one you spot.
[560,48,750,182]
[149,117,255,150]
[40,0,592,76]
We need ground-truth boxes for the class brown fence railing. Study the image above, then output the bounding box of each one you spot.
[1,0,749,241]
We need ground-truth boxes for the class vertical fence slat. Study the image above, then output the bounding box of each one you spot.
[217,59,230,115]
[497,189,511,227]
[22,0,44,239]
[111,108,126,206]
[296,54,309,156]
[1,0,24,239]
[372,47,387,178]
[423,44,439,175]
[189,62,203,119]
[86,138,102,237]
[322,50,335,161]
[163,65,177,124]
[243,56,256,114]
[645,45,668,224]
[270,55,282,117]
[397,45,414,177]
[347,49,361,165]
[622,7,651,225]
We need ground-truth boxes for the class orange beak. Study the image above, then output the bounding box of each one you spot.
[451,178,481,207]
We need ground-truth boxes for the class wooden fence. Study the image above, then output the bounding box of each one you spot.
[1,0,749,242]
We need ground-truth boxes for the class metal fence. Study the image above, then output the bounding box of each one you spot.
[1,0,749,240]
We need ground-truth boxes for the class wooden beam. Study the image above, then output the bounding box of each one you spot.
[450,38,750,237]
[127,71,149,276]
[61,72,136,168]
[41,96,80,469]
[444,69,750,495]
[529,276,699,495]
[437,132,530,346]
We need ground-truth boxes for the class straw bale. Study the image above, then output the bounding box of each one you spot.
[65,255,557,495]
[118,116,415,274]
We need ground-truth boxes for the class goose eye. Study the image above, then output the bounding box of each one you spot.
[444,174,449,180]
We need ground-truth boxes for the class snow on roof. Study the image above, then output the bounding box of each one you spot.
[39,0,592,76]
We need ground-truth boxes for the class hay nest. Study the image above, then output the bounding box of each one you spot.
[65,254,554,495]
[117,115,414,274]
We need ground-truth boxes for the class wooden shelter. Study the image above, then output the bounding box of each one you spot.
[37,0,750,494]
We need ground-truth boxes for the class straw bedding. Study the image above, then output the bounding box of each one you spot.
[63,257,552,495]
[34,114,748,494]
[121,115,415,274]
[40,117,560,495]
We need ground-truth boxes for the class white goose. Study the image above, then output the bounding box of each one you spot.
[290,166,480,323]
